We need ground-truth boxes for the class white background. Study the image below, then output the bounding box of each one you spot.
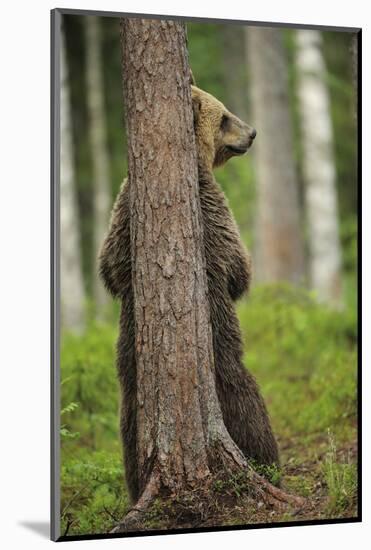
[0,0,368,548]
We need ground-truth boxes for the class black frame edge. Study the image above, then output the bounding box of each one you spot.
[356,28,362,523]
[58,516,361,543]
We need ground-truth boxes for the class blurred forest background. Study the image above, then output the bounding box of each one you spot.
[60,15,358,536]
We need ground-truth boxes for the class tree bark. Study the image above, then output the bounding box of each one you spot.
[295,30,343,306]
[246,27,305,285]
[121,14,245,497]
[60,25,86,334]
[114,18,304,531]
[85,15,112,315]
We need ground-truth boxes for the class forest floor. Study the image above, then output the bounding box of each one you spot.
[60,284,358,537]
[123,430,358,533]
[222,432,358,527]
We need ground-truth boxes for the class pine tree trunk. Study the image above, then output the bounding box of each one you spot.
[121,14,244,500]
[246,27,305,285]
[112,17,303,531]
[85,16,111,315]
[295,30,343,305]
[60,25,86,333]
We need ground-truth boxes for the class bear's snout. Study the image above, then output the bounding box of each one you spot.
[227,124,256,155]
[234,121,257,152]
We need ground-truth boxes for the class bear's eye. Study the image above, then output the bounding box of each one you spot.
[220,114,229,132]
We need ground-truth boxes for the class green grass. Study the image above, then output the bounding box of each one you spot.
[60,283,358,535]
[322,430,357,516]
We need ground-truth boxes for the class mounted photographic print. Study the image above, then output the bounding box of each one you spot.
[51,8,361,542]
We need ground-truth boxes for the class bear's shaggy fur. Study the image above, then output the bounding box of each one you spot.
[99,84,279,503]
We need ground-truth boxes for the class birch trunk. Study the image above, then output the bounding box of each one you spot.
[60,26,86,333]
[246,27,305,285]
[85,16,111,315]
[295,30,343,305]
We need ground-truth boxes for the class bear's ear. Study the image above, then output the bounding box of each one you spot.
[192,94,201,125]
[190,69,196,86]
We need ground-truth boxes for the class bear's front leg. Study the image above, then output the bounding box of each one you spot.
[227,245,252,301]
[200,177,252,301]
[99,179,131,298]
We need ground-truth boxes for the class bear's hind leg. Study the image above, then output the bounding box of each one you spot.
[216,361,279,469]
[119,389,139,503]
[117,301,139,503]
[211,299,279,470]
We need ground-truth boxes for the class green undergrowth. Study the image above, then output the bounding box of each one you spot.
[238,284,357,445]
[60,449,129,536]
[60,283,358,535]
[247,459,282,487]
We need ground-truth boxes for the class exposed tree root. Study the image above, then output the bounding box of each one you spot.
[110,466,306,533]
[249,469,306,509]
[110,472,161,533]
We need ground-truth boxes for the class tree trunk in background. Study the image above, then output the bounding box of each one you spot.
[85,15,111,316]
[350,33,358,110]
[295,30,343,306]
[60,26,86,334]
[221,24,248,120]
[246,27,305,285]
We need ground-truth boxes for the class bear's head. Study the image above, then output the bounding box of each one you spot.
[191,84,256,170]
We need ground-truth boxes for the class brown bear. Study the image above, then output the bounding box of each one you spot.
[99,83,279,503]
